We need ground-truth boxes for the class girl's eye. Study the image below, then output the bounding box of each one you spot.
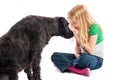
[71,21,77,25]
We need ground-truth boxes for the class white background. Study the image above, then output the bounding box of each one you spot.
[0,0,120,80]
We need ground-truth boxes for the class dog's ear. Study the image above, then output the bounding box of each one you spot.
[57,17,65,21]
[55,17,69,25]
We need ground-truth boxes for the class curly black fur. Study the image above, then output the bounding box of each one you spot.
[0,15,73,80]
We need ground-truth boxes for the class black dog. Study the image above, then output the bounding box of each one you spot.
[0,15,73,80]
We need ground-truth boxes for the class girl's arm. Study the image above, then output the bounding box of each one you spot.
[74,40,81,58]
[83,35,98,54]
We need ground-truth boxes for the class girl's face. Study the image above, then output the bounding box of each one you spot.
[68,17,79,28]
[67,16,79,31]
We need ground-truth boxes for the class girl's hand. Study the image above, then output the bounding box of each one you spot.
[75,53,80,58]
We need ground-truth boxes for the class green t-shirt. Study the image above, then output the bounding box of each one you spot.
[89,24,103,45]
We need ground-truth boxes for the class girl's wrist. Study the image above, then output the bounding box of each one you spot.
[75,53,80,58]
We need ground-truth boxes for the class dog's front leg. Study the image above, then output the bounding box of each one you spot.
[24,66,33,80]
[32,52,41,80]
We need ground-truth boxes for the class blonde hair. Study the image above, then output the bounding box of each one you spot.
[68,4,101,46]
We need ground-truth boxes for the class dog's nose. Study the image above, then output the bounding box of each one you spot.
[65,31,73,38]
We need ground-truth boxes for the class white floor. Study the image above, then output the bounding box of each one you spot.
[0,0,120,80]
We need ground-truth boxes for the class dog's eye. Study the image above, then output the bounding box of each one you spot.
[67,23,69,25]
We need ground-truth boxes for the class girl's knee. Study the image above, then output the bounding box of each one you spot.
[88,57,98,70]
[51,52,60,61]
[76,55,98,69]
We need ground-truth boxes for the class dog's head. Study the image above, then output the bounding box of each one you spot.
[55,17,73,38]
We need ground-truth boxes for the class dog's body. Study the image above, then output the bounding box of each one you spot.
[0,15,73,80]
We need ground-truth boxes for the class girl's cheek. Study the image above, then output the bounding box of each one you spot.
[68,25,73,31]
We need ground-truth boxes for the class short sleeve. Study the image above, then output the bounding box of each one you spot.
[89,24,100,35]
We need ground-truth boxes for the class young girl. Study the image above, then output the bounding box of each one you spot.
[51,4,104,76]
